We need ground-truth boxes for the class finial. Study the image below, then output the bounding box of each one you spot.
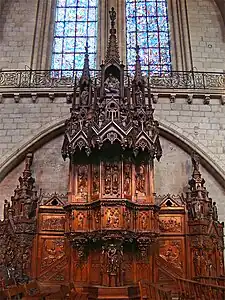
[191,151,200,173]
[25,153,33,172]
[85,41,88,54]
[109,7,116,28]
[136,45,140,55]
[80,44,91,84]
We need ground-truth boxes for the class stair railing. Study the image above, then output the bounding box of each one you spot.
[139,280,173,300]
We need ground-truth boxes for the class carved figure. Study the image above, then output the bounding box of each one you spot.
[192,152,200,172]
[193,250,201,276]
[77,212,84,229]
[112,164,119,194]
[106,208,120,228]
[80,86,89,105]
[192,200,202,219]
[123,164,131,195]
[135,86,144,106]
[42,239,64,269]
[212,202,218,221]
[140,213,148,230]
[92,165,100,195]
[102,243,123,286]
[104,164,112,194]
[77,165,88,196]
[160,241,182,270]
[104,73,120,94]
[135,165,145,195]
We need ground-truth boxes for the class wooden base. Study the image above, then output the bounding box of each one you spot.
[84,285,140,300]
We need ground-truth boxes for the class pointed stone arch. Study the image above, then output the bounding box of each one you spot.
[0,117,225,190]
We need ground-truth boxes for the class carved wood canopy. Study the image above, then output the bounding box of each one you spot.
[61,8,162,162]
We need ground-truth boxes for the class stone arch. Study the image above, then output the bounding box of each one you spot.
[0,117,225,189]
[214,0,225,30]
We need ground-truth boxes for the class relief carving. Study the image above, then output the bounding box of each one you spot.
[139,212,148,230]
[135,164,146,196]
[112,164,119,195]
[106,208,120,228]
[159,217,181,233]
[77,212,85,229]
[41,239,65,269]
[124,208,131,230]
[104,163,112,195]
[77,165,88,197]
[123,163,131,196]
[92,165,100,195]
[104,163,120,196]
[41,216,65,231]
[160,240,182,270]
[102,243,124,287]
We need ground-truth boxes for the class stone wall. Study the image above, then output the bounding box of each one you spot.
[0,0,38,69]
[1,135,224,223]
[1,92,225,172]
[187,0,225,71]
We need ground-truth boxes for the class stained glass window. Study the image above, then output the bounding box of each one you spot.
[126,0,171,74]
[51,0,98,75]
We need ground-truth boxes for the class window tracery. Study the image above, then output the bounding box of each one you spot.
[126,0,172,74]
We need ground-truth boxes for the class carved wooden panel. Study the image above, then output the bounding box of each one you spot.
[37,237,68,284]
[159,216,182,233]
[72,210,88,231]
[135,164,146,198]
[91,208,101,231]
[159,239,184,272]
[72,249,88,284]
[103,207,121,229]
[137,211,151,231]
[136,262,150,282]
[91,164,100,200]
[123,162,132,199]
[89,250,102,285]
[40,215,65,232]
[74,164,89,202]
[123,252,134,285]
[102,162,121,198]
[123,207,133,230]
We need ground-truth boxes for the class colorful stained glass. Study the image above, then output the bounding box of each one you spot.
[126,0,171,75]
[51,0,98,71]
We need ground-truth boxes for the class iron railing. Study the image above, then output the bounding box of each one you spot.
[0,69,225,90]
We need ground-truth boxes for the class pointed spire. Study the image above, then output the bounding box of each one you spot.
[105,7,120,64]
[188,152,205,192]
[18,153,35,192]
[134,45,144,85]
[186,152,214,221]
[11,153,38,218]
[80,42,91,85]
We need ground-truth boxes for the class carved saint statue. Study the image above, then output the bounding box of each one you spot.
[104,73,120,94]
[123,164,131,195]
[135,86,144,106]
[105,164,112,194]
[192,200,202,219]
[102,243,123,287]
[77,165,88,196]
[112,164,119,194]
[135,165,145,195]
[80,86,89,105]
[212,202,218,221]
